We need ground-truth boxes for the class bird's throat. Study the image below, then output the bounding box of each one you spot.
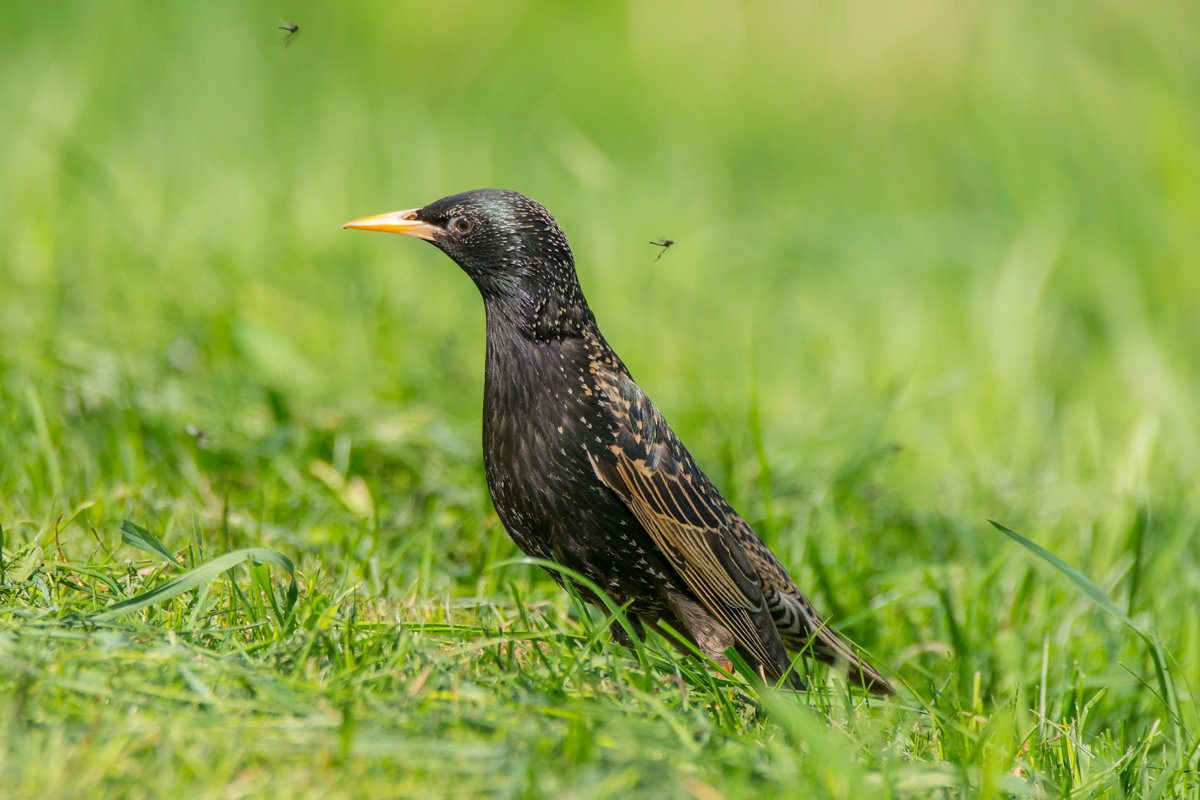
[480,280,597,344]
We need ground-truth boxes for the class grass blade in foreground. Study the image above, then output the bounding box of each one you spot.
[989,520,1186,755]
[491,557,654,677]
[119,519,179,564]
[91,544,296,622]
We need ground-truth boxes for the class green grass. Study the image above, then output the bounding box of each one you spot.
[3,1,1200,797]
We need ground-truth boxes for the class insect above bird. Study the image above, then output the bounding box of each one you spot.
[342,189,893,694]
[649,238,675,261]
[278,19,299,46]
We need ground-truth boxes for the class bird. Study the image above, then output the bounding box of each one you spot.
[342,189,893,695]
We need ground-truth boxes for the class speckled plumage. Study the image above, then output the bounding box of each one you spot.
[344,189,893,694]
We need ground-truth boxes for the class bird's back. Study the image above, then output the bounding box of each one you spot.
[585,348,892,693]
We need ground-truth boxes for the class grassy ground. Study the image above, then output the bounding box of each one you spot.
[3,1,1199,797]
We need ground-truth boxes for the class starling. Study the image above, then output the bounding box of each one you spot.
[342,189,893,694]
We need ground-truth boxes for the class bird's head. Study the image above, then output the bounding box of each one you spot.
[342,189,588,326]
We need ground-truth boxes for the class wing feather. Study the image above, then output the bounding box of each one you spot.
[589,361,893,694]
[588,368,797,683]
[592,449,791,678]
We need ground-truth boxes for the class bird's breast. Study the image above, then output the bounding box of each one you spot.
[483,336,601,495]
[477,328,686,609]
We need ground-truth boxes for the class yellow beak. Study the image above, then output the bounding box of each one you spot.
[341,208,441,241]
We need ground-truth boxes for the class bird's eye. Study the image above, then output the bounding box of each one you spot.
[450,216,472,234]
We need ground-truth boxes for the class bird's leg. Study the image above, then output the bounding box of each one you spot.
[644,595,740,684]
[663,592,736,663]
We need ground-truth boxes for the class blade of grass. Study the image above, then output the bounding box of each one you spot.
[490,557,653,679]
[120,520,178,565]
[90,547,295,622]
[989,520,1185,761]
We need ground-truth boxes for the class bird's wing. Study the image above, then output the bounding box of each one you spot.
[587,365,797,683]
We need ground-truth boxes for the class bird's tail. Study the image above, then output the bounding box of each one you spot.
[816,629,893,695]
[778,593,895,695]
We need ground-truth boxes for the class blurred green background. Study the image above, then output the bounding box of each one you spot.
[3,0,1199,796]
